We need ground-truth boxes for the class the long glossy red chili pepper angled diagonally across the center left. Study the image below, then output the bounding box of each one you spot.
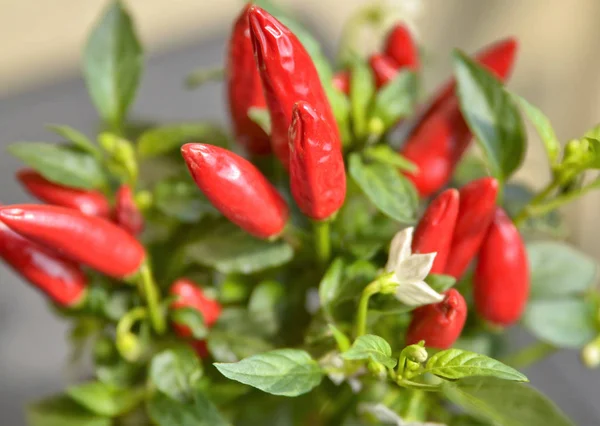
[0,218,87,307]
[412,189,459,274]
[248,5,340,168]
[444,177,499,279]
[406,288,467,349]
[474,207,529,326]
[0,205,145,279]
[17,169,111,218]
[289,101,346,221]
[181,143,289,239]
[227,4,271,155]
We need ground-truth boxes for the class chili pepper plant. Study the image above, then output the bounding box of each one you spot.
[4,1,600,425]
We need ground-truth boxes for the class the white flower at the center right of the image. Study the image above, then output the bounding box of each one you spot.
[384,227,444,307]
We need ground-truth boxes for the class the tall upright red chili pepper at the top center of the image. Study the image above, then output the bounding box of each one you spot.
[227,5,271,156]
[248,6,340,169]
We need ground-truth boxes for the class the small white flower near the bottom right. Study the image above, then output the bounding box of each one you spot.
[358,403,446,426]
[384,227,444,307]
